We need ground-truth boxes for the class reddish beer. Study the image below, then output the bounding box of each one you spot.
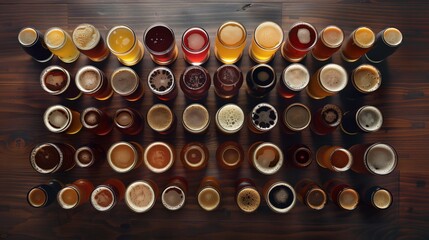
[179,66,211,100]
[216,141,244,170]
[213,64,243,98]
[144,23,178,65]
[114,108,144,135]
[181,27,210,65]
[311,26,344,61]
[281,22,318,62]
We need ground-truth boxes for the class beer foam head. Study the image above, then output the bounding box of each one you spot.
[72,23,100,50]
[198,187,220,211]
[283,64,309,91]
[107,142,137,173]
[18,27,37,46]
[237,187,261,213]
[251,103,278,132]
[83,109,100,126]
[216,104,244,133]
[322,26,344,47]
[58,186,79,209]
[384,28,402,47]
[111,67,139,95]
[353,65,381,93]
[357,106,383,132]
[354,27,375,48]
[44,105,71,132]
[338,188,359,210]
[144,142,174,173]
[148,67,175,95]
[91,186,115,211]
[221,147,241,166]
[219,22,246,46]
[365,143,397,175]
[254,21,283,49]
[182,104,209,133]
[147,104,173,132]
[161,186,185,211]
[253,143,283,175]
[284,103,311,131]
[372,189,392,209]
[125,181,156,213]
[319,64,348,92]
[76,66,102,92]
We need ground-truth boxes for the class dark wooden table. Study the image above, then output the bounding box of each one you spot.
[1,1,428,239]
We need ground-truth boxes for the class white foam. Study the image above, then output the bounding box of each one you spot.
[320,64,348,92]
[366,144,397,175]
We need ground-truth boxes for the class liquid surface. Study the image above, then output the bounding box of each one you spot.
[19,28,37,45]
[285,105,310,130]
[48,109,69,129]
[237,188,260,212]
[73,24,99,50]
[127,182,154,211]
[217,104,244,132]
[146,143,172,170]
[183,104,209,131]
[366,144,396,175]
[373,189,392,209]
[255,22,283,48]
[198,187,220,211]
[147,105,173,131]
[353,65,381,92]
[108,27,135,53]
[284,64,309,90]
[319,64,348,92]
[322,26,344,47]
[111,69,138,94]
[28,188,47,207]
[110,144,135,169]
[354,27,375,48]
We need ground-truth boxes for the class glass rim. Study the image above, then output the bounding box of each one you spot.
[18,27,39,47]
[265,181,296,213]
[217,21,247,48]
[329,148,353,172]
[215,64,243,87]
[304,187,327,210]
[253,21,284,51]
[106,25,137,55]
[181,65,210,91]
[197,186,221,211]
[382,27,403,47]
[125,180,156,213]
[371,188,393,209]
[114,108,137,129]
[318,63,348,93]
[75,65,104,94]
[144,141,174,173]
[352,64,382,93]
[282,63,310,91]
[72,23,101,51]
[181,26,210,54]
[250,64,276,89]
[252,142,283,175]
[111,67,140,96]
[182,143,207,168]
[320,104,343,127]
[90,185,117,211]
[236,186,261,212]
[320,25,344,48]
[74,146,95,167]
[283,103,311,131]
[364,142,398,175]
[161,185,186,210]
[144,23,176,55]
[182,103,210,133]
[81,107,102,129]
[57,185,81,209]
[107,141,138,173]
[251,103,278,132]
[147,66,176,95]
[44,27,67,50]
[286,22,318,52]
[218,142,244,167]
[215,103,244,134]
[147,103,174,132]
[30,143,63,174]
[40,65,71,95]
[355,105,383,132]
[338,188,359,210]
[43,105,72,133]
[27,186,48,208]
[352,26,375,49]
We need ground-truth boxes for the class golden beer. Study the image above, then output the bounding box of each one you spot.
[107,25,144,66]
[45,27,80,63]
[306,63,348,99]
[249,21,283,63]
[214,21,247,64]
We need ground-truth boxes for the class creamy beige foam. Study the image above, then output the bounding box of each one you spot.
[18,28,37,46]
[237,188,260,212]
[216,104,244,134]
[183,104,209,133]
[354,27,375,48]
[320,64,348,92]
[357,106,383,132]
[219,23,245,46]
[284,104,311,130]
[338,188,359,210]
[283,64,309,90]
[198,187,220,211]
[322,26,344,47]
[162,186,185,210]
[125,181,155,213]
[72,23,100,50]
[77,68,101,92]
[147,104,173,132]
[373,189,392,209]
[383,28,402,46]
[255,22,283,49]
[366,143,397,175]
[111,67,138,95]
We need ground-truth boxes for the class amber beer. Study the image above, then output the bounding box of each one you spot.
[349,143,397,175]
[74,145,103,168]
[311,25,344,61]
[341,106,383,135]
[310,104,343,135]
[213,64,243,98]
[277,64,310,98]
[351,65,382,94]
[282,103,311,133]
[144,142,175,173]
[148,67,178,101]
[72,23,110,62]
[44,27,80,63]
[364,186,393,210]
[249,103,278,134]
[182,104,210,134]
[107,142,143,173]
[75,65,113,100]
[316,145,353,172]
[246,64,276,98]
[40,65,81,100]
[144,23,178,65]
[27,180,62,208]
[215,103,244,134]
[263,181,296,213]
[287,144,312,168]
[114,108,144,135]
[161,177,188,211]
[248,142,283,175]
[106,25,144,66]
[81,107,113,136]
[366,28,403,63]
[295,179,327,210]
[57,179,94,209]
[281,22,318,62]
[43,105,82,134]
[341,27,375,62]
[180,142,209,170]
[214,21,247,64]
[249,21,284,63]
[324,179,359,210]
[111,67,144,101]
[18,27,53,62]
[125,180,159,213]
[197,177,221,211]
[236,179,261,213]
[91,179,125,211]
[306,64,348,99]
[180,66,211,100]
[147,104,176,134]
[216,141,244,170]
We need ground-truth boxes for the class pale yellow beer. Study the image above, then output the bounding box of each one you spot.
[214,21,247,64]
[249,21,283,63]
[45,27,80,63]
[107,25,144,66]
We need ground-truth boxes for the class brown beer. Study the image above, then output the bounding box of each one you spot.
[180,142,209,170]
[74,145,103,168]
[316,145,353,172]
[197,177,221,211]
[311,26,344,61]
[57,179,94,209]
[236,178,261,213]
[287,144,312,168]
[81,107,113,136]
[324,179,359,210]
[72,23,110,62]
[114,108,144,135]
[310,104,343,135]
[144,142,175,173]
[216,141,244,170]
[90,178,125,211]
[107,142,143,173]
[110,67,144,101]
[30,143,75,174]
[40,65,81,100]
[147,104,176,134]
[295,179,327,210]
[282,103,311,133]
[27,180,62,208]
[341,27,375,62]
[248,142,283,175]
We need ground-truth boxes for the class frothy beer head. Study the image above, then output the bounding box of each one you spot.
[283,103,311,131]
[251,103,278,132]
[319,64,348,92]
[354,27,375,48]
[111,67,139,96]
[72,23,100,50]
[18,27,37,46]
[44,105,71,133]
[147,104,173,132]
[372,188,392,209]
[215,104,244,134]
[266,182,296,213]
[357,106,383,132]
[125,181,156,213]
[91,186,115,211]
[338,188,359,210]
[365,143,397,175]
[144,142,174,173]
[30,143,62,173]
[107,142,137,173]
[254,21,283,49]
[252,143,283,175]
[148,67,175,95]
[237,187,261,213]
[383,28,403,47]
[198,187,220,211]
[353,64,381,93]
[58,186,80,209]
[162,186,185,210]
[75,66,102,93]
[321,26,344,48]
[182,104,210,133]
[283,64,309,91]
[28,188,47,207]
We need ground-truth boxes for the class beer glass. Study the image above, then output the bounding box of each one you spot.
[125,180,159,213]
[277,64,309,98]
[91,178,125,211]
[246,64,276,98]
[30,143,75,174]
[341,105,383,135]
[147,66,178,101]
[44,27,80,63]
[180,142,209,170]
[349,143,397,175]
[144,142,175,173]
[311,25,344,61]
[263,181,296,213]
[249,103,278,134]
[182,104,210,134]
[40,65,81,100]
[213,64,243,98]
[366,28,403,63]
[316,145,353,172]
[197,177,221,211]
[341,27,375,62]
[75,65,113,100]
[72,23,110,62]
[249,21,283,63]
[111,67,144,101]
[114,108,144,135]
[181,27,210,65]
[43,105,82,134]
[282,103,311,133]
[324,179,359,210]
[180,66,211,100]
[215,103,244,134]
[236,178,261,213]
[57,179,94,209]
[216,141,244,170]
[310,104,343,135]
[161,177,188,211]
[81,107,113,136]
[295,179,327,210]
[281,22,318,62]
[214,21,247,64]
[74,145,103,168]
[27,180,62,208]
[248,142,283,175]
[107,142,143,173]
[307,63,348,99]
[351,64,381,94]
[144,23,178,65]
[107,25,144,66]
[364,186,392,210]
[286,144,312,168]
[18,27,53,62]
[147,104,176,134]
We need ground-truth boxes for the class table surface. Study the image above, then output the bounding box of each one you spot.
[0,0,428,239]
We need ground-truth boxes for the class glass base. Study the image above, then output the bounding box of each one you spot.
[311,52,330,62]
[151,46,179,66]
[35,53,54,63]
[214,48,241,64]
[58,52,80,63]
[184,50,210,66]
[365,54,383,64]
[248,47,272,64]
[306,88,324,100]
[280,42,305,63]
[340,51,358,62]
[88,51,110,62]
